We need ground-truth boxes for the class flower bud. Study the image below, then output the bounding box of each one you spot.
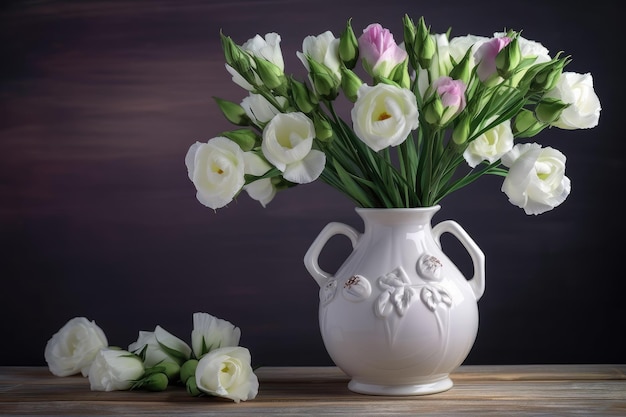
[416,17,435,69]
[306,56,340,100]
[452,115,471,145]
[522,55,569,94]
[313,113,334,142]
[213,97,250,126]
[143,372,169,392]
[496,36,521,79]
[512,108,546,138]
[389,59,410,89]
[535,97,569,124]
[220,33,253,83]
[220,32,249,72]
[290,78,316,113]
[449,48,472,85]
[424,95,444,125]
[533,60,566,93]
[402,14,417,69]
[339,18,359,69]
[253,56,286,90]
[180,359,199,384]
[186,376,202,397]
[340,66,363,102]
[159,361,181,381]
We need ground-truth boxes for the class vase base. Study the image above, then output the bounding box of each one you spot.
[348,376,453,396]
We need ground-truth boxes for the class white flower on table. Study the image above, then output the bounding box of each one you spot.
[88,348,144,392]
[501,143,570,215]
[44,317,108,377]
[128,325,191,367]
[191,312,241,359]
[195,346,259,403]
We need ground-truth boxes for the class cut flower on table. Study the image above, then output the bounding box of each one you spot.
[44,313,258,403]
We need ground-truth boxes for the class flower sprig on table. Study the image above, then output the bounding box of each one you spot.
[186,14,600,215]
[44,313,259,403]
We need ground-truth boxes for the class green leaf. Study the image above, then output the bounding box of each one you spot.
[332,159,375,207]
[157,340,189,364]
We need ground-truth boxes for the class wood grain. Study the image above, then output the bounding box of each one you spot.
[1,365,625,416]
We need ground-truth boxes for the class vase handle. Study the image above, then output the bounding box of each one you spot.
[303,222,360,288]
[432,220,485,301]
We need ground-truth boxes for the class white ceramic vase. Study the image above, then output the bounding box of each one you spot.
[304,206,485,396]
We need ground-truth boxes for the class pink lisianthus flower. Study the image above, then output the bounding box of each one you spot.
[474,36,511,82]
[358,23,407,79]
[433,76,466,110]
[432,76,467,124]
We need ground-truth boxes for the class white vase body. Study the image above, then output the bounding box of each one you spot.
[304,206,485,396]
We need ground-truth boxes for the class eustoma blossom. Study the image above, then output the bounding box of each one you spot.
[474,36,511,82]
[44,317,108,377]
[195,346,259,403]
[358,23,408,80]
[427,76,467,126]
[351,83,419,152]
[261,112,325,184]
[544,72,601,129]
[185,137,246,210]
[501,143,571,215]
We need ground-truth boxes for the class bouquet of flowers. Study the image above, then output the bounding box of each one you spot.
[185,15,601,215]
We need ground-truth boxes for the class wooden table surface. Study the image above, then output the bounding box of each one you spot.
[1,365,625,416]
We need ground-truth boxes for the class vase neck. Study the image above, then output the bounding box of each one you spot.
[355,206,441,228]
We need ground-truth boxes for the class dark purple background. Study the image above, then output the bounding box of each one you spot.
[1,0,622,368]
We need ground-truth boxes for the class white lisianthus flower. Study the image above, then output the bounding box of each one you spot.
[191,312,241,359]
[464,120,514,167]
[261,112,325,184]
[544,72,601,129]
[243,152,276,207]
[225,33,284,91]
[448,34,490,67]
[242,33,284,70]
[128,325,192,367]
[351,83,419,152]
[44,317,108,377]
[195,346,259,403]
[501,143,571,215]
[297,30,342,80]
[241,93,286,125]
[185,137,246,210]
[88,348,145,392]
